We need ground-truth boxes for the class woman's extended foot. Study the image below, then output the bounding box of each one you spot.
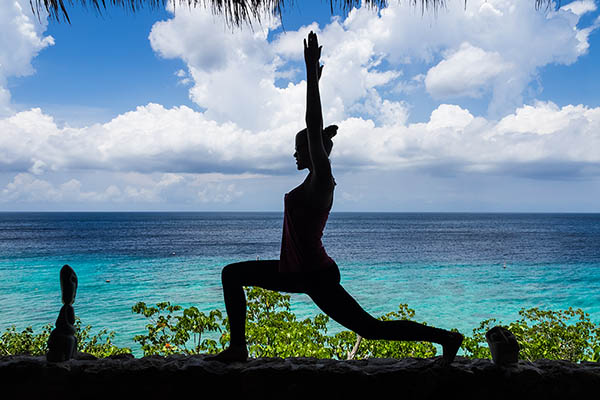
[439,331,463,366]
[205,345,248,363]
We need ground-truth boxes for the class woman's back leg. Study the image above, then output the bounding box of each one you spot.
[307,283,463,363]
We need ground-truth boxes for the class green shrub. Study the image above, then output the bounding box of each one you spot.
[132,287,437,360]
[131,301,222,356]
[510,307,600,362]
[0,318,130,358]
[460,318,496,359]
[75,319,132,358]
[238,286,335,358]
[0,324,52,356]
[4,288,599,363]
[460,307,600,362]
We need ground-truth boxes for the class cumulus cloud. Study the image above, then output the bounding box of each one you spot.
[341,0,598,116]
[149,7,404,130]
[146,0,598,126]
[425,43,514,99]
[1,100,599,182]
[0,104,297,175]
[0,0,54,116]
[561,0,597,16]
[0,170,257,205]
[1,173,118,203]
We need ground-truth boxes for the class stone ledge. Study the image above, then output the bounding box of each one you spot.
[2,354,599,399]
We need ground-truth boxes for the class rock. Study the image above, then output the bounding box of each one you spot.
[2,355,599,399]
[106,353,134,360]
[486,326,519,366]
[47,265,78,363]
[60,264,78,305]
[74,352,98,361]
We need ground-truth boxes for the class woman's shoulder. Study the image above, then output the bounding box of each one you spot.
[287,180,334,211]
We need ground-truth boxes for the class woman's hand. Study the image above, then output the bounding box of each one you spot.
[304,31,323,80]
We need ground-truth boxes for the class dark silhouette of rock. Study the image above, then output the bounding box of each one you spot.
[486,326,519,366]
[46,265,78,362]
[2,355,599,399]
[74,352,98,360]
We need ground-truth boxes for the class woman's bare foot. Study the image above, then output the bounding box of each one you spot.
[438,331,463,366]
[205,345,248,363]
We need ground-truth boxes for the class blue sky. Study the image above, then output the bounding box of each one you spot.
[1,0,600,211]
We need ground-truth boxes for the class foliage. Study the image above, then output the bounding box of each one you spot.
[5,288,600,363]
[460,307,600,362]
[510,307,600,362]
[131,301,222,356]
[132,288,437,360]
[0,318,130,358]
[75,319,132,358]
[460,318,496,359]
[0,324,52,356]
[237,287,335,358]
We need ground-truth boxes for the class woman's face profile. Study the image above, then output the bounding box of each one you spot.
[294,133,310,170]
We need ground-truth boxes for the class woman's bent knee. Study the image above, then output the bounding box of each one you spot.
[221,262,242,284]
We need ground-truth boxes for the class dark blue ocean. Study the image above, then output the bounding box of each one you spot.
[1,212,599,357]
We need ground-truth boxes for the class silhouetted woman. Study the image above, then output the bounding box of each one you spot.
[207,31,463,364]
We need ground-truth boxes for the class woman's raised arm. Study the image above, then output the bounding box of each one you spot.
[304,31,332,184]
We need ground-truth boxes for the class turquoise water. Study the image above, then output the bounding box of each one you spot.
[1,212,599,357]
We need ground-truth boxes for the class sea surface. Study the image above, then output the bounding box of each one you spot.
[1,212,599,357]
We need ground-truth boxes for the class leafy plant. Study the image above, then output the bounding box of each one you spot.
[509,307,600,362]
[75,319,132,358]
[460,318,496,359]
[0,318,130,358]
[132,288,438,360]
[460,307,600,362]
[131,301,222,356]
[238,286,334,358]
[5,288,600,363]
[0,324,52,356]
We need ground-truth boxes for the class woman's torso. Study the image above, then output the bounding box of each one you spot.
[279,180,335,273]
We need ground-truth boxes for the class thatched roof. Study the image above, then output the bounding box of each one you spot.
[30,1,557,26]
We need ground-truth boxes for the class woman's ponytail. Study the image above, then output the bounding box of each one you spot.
[323,125,338,155]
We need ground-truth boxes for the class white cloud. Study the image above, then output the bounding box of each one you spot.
[148,7,404,130]
[0,173,117,203]
[0,0,54,116]
[425,43,514,99]
[0,170,255,205]
[341,1,597,116]
[197,182,242,203]
[0,104,299,174]
[427,104,475,130]
[149,6,290,131]
[145,1,598,126]
[1,97,599,182]
[174,68,192,85]
[561,0,597,16]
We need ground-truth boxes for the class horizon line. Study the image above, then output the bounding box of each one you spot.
[1,210,599,214]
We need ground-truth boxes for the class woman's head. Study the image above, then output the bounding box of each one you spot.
[294,125,338,170]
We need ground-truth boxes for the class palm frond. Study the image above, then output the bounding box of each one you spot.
[29,0,559,26]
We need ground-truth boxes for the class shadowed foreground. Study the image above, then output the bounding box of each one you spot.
[3,354,599,399]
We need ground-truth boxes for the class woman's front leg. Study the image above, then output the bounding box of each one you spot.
[206,260,281,362]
